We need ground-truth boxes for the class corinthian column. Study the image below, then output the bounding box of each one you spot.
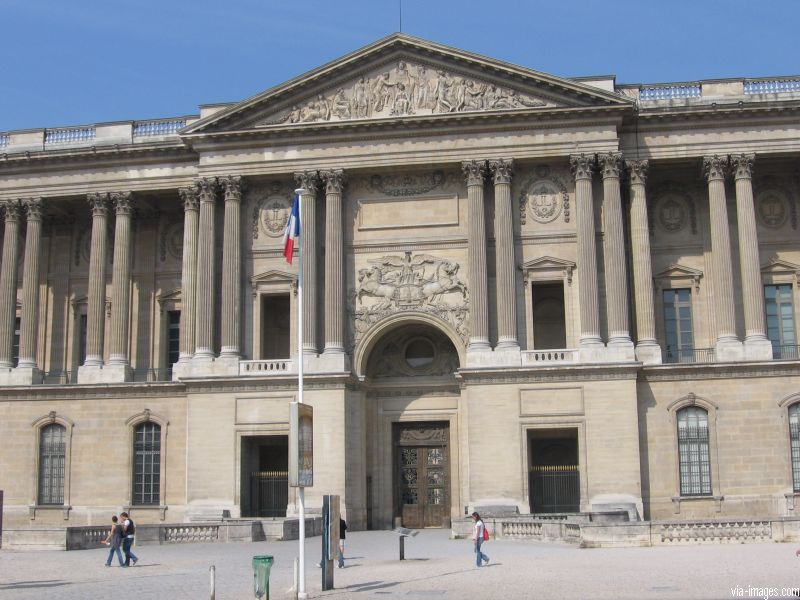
[570,154,603,352]
[17,198,45,370]
[107,192,134,368]
[703,155,742,359]
[321,170,345,354]
[194,178,217,361]
[295,171,319,355]
[625,160,661,364]
[489,159,518,350]
[463,160,490,351]
[731,154,771,359]
[0,201,22,369]
[178,187,199,363]
[84,193,110,366]
[220,176,244,358]
[599,153,633,356]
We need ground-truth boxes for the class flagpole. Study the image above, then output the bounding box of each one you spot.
[296,188,307,600]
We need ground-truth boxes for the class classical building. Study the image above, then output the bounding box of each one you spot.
[2,34,800,541]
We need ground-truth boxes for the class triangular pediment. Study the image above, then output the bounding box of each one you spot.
[521,256,577,271]
[183,34,631,136]
[655,263,704,280]
[761,257,800,275]
[157,288,182,304]
[251,269,297,285]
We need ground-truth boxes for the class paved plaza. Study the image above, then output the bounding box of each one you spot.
[2,530,800,600]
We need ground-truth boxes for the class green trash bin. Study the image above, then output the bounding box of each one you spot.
[252,555,274,599]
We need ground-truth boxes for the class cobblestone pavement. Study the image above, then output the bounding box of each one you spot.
[2,530,800,600]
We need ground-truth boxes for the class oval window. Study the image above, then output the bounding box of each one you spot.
[405,338,435,368]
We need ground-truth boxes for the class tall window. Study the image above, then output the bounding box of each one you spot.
[790,404,800,493]
[78,314,88,366]
[532,283,566,349]
[677,406,711,496]
[133,422,161,506]
[12,316,20,367]
[261,295,290,359]
[166,310,181,367]
[664,289,694,363]
[765,284,796,358]
[38,424,66,505]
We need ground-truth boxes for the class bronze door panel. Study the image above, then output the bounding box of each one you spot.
[395,423,449,528]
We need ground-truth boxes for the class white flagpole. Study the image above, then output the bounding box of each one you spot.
[295,188,307,600]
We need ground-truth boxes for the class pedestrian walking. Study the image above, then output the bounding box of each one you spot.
[102,515,125,567]
[338,518,348,569]
[120,511,138,566]
[471,512,489,567]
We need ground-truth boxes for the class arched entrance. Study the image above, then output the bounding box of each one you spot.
[361,321,462,529]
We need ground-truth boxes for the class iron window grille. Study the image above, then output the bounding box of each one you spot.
[677,406,711,496]
[790,404,800,493]
[132,422,161,505]
[38,424,66,505]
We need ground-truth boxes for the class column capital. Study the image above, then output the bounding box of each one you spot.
[23,198,45,221]
[294,171,320,194]
[598,152,623,179]
[2,200,23,223]
[87,193,110,216]
[570,153,596,180]
[321,169,346,194]
[462,160,487,187]
[730,153,755,180]
[703,155,728,181]
[194,177,218,203]
[111,191,134,215]
[221,175,245,201]
[488,158,513,184]
[625,160,649,185]
[179,186,200,211]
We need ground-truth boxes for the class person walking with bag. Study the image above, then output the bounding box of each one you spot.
[119,512,138,566]
[102,515,125,567]
[471,512,489,567]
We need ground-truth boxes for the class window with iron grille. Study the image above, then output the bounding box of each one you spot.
[765,284,797,358]
[664,289,694,363]
[133,422,161,505]
[677,406,711,496]
[38,424,66,505]
[790,404,800,493]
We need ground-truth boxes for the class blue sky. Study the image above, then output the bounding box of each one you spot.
[2,0,798,131]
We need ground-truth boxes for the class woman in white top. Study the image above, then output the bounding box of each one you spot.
[471,512,489,567]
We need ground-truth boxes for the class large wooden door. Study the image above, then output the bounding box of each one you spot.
[395,422,449,528]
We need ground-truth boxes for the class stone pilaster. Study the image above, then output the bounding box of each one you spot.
[321,170,345,356]
[220,176,244,358]
[17,198,45,372]
[0,201,22,369]
[295,171,319,355]
[107,192,134,372]
[178,187,199,363]
[84,193,110,367]
[463,160,490,352]
[599,153,634,359]
[489,158,518,350]
[194,177,217,361]
[625,161,661,364]
[731,154,772,360]
[570,154,604,356]
[703,155,742,360]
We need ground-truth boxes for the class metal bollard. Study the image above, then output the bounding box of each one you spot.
[209,565,216,600]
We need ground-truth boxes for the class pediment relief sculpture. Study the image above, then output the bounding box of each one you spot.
[257,61,553,126]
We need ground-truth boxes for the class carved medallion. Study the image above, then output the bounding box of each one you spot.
[757,190,788,229]
[162,222,183,261]
[519,170,570,225]
[251,196,292,239]
[658,196,687,232]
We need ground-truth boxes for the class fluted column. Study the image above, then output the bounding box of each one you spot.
[295,171,319,355]
[599,153,633,351]
[220,176,244,358]
[570,154,603,349]
[626,161,661,363]
[178,187,199,363]
[194,178,217,361]
[84,193,110,366]
[704,155,740,354]
[322,170,345,354]
[0,201,22,368]
[107,192,134,367]
[489,159,518,349]
[17,198,45,369]
[463,160,490,350]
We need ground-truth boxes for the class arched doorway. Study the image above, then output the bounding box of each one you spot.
[362,322,461,529]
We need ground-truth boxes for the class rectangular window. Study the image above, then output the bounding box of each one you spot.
[677,407,712,496]
[532,283,566,349]
[663,289,694,363]
[765,284,797,359]
[261,295,291,359]
[12,316,20,367]
[78,314,88,366]
[789,405,800,493]
[166,310,181,367]
[133,422,161,506]
[38,424,66,505]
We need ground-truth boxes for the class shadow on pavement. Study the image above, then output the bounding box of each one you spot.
[0,580,71,590]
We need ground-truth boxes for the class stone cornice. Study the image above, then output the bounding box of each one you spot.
[640,360,800,382]
[0,141,195,171]
[180,372,357,393]
[458,363,641,384]
[0,382,186,401]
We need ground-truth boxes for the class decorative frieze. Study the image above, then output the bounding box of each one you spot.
[366,170,446,197]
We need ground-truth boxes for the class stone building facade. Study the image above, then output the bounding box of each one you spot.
[2,35,800,536]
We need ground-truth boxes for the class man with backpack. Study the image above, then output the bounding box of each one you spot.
[119,511,139,567]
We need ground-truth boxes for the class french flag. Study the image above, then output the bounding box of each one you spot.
[283,194,300,264]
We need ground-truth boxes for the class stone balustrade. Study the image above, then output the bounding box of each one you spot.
[239,359,294,375]
[132,118,187,137]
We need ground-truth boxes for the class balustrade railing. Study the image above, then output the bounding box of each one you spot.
[639,84,701,101]
[772,344,800,360]
[133,118,187,137]
[664,347,715,364]
[0,133,9,148]
[131,368,173,382]
[744,79,800,94]
[240,359,293,375]
[44,127,96,144]
[41,370,75,385]
[523,349,575,364]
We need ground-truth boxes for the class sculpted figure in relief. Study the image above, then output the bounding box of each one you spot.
[332,88,351,119]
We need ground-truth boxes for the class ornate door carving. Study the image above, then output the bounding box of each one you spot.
[394,422,449,528]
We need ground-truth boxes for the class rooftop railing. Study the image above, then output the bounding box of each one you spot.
[44,127,96,145]
[133,118,187,138]
[744,78,800,94]
[0,133,9,148]
[639,84,701,101]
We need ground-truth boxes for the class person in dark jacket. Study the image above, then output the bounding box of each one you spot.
[338,518,348,569]
[120,511,139,566]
